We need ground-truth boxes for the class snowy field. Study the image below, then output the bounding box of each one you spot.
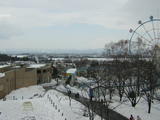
[0,85,100,120]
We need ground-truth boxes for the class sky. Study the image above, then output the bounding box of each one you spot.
[0,0,160,50]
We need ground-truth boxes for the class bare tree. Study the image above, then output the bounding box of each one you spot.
[141,61,157,113]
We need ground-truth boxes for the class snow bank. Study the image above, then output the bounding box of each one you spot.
[41,79,57,87]
[56,84,68,92]
[55,84,89,98]
[66,85,81,94]
[77,77,88,83]
[77,77,95,84]
[5,85,45,100]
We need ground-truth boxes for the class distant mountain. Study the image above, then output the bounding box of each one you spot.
[0,48,104,55]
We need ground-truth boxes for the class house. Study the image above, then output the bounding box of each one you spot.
[27,64,52,84]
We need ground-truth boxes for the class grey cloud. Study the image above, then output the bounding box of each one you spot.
[123,0,160,22]
[0,18,21,40]
[0,0,126,11]
[0,0,128,30]
[2,0,158,49]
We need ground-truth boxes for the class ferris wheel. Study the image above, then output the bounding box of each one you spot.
[129,16,160,58]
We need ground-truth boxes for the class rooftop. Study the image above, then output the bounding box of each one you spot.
[0,73,5,78]
[66,68,77,74]
[0,65,10,69]
[27,64,46,69]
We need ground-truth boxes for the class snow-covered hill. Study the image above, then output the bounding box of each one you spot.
[0,85,100,120]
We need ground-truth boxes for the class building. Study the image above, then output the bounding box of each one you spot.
[0,63,52,99]
[27,64,52,84]
[0,65,11,73]
[15,68,37,89]
[0,65,37,99]
[65,68,77,86]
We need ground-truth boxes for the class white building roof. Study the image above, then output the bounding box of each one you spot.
[16,55,28,58]
[27,64,46,69]
[0,65,10,68]
[0,73,5,78]
[66,68,77,74]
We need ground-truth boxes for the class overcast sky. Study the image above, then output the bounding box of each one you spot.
[0,0,160,50]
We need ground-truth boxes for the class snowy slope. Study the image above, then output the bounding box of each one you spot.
[5,86,45,100]
[0,85,100,120]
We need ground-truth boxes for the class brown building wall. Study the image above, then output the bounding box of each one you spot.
[0,70,16,99]
[15,68,37,89]
[0,77,7,99]
[5,70,16,94]
[0,65,52,98]
[0,68,37,98]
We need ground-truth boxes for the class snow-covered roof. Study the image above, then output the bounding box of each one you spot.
[27,64,46,69]
[16,55,28,58]
[66,68,77,74]
[12,66,21,69]
[0,65,10,68]
[51,58,64,61]
[0,73,5,78]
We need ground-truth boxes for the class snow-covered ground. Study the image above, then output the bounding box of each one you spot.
[100,93,160,120]
[1,78,160,120]
[50,78,160,120]
[41,80,57,87]
[55,82,89,99]
[0,85,100,120]
[5,86,45,100]
[41,79,89,98]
